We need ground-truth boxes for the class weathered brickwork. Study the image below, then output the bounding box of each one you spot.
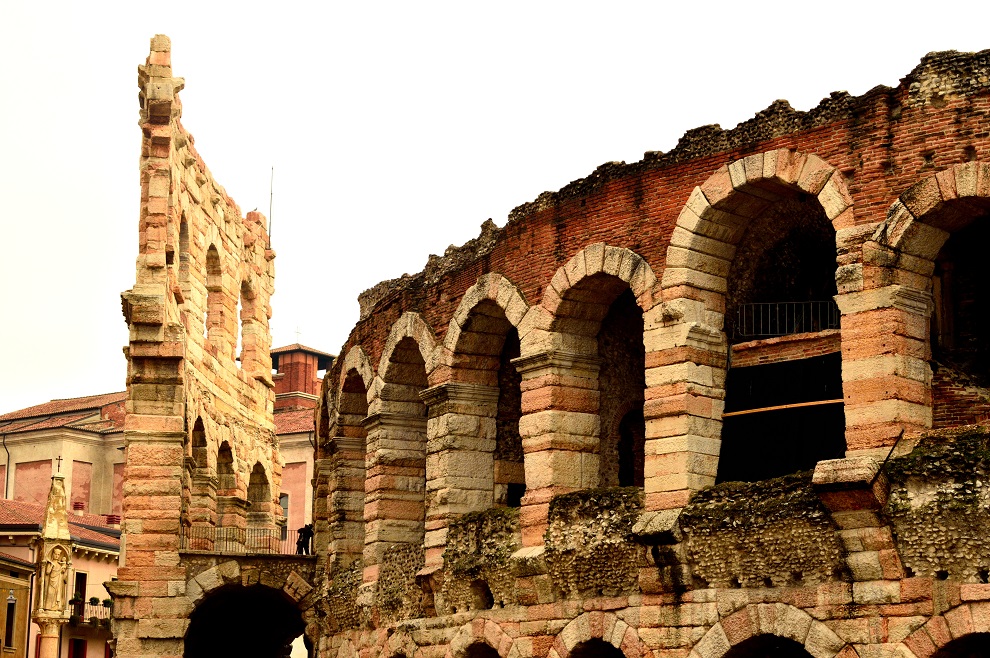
[309,48,990,658]
[110,36,316,658]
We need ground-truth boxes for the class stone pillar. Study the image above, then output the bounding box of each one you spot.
[361,411,427,584]
[420,382,499,567]
[323,437,367,567]
[837,280,933,455]
[513,350,600,547]
[32,474,72,658]
[642,302,726,511]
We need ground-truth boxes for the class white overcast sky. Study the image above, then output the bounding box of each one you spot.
[1,1,987,411]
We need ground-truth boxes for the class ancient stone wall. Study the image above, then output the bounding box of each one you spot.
[312,49,990,658]
[111,35,288,658]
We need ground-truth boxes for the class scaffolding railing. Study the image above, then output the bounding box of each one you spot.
[179,525,297,555]
[733,300,840,340]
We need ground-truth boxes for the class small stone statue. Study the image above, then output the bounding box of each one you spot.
[43,546,68,611]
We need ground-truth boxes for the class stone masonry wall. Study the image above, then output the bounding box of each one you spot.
[111,35,284,658]
[313,49,990,658]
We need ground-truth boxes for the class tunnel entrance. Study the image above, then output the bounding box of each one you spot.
[184,584,305,658]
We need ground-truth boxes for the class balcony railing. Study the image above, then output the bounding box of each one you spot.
[67,601,111,621]
[733,300,840,340]
[179,525,299,555]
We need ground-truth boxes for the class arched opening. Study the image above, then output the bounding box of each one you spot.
[931,213,990,427]
[932,632,990,658]
[719,193,844,483]
[204,245,223,344]
[217,442,235,493]
[247,463,276,551]
[449,298,525,511]
[247,463,271,509]
[465,642,501,658]
[237,279,256,369]
[570,638,625,658]
[722,635,814,658]
[191,418,208,470]
[327,369,369,568]
[366,334,428,619]
[597,288,645,488]
[184,584,304,658]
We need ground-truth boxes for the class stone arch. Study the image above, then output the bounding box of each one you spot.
[848,162,990,451]
[443,273,529,357]
[184,561,316,658]
[362,312,434,597]
[549,611,647,658]
[649,150,851,508]
[513,245,655,544]
[446,618,520,658]
[319,344,374,569]
[897,602,990,657]
[373,630,419,658]
[374,311,439,386]
[204,243,224,346]
[690,603,845,658]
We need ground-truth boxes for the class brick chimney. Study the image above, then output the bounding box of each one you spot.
[271,344,334,411]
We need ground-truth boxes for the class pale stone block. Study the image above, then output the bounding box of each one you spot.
[669,226,737,260]
[852,580,901,604]
[645,362,719,388]
[803,622,845,658]
[583,242,606,275]
[676,203,747,245]
[955,160,979,197]
[564,250,587,288]
[846,551,884,581]
[647,414,721,440]
[629,259,658,296]
[693,623,730,658]
[835,263,863,294]
[518,410,600,439]
[844,399,932,428]
[842,354,930,384]
[728,157,748,189]
[645,435,722,457]
[776,605,813,645]
[603,245,625,278]
[665,246,731,278]
[660,267,727,294]
[818,174,853,220]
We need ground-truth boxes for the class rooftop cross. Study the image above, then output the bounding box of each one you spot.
[55,455,62,473]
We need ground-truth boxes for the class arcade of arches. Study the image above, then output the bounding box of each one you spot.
[112,37,990,658]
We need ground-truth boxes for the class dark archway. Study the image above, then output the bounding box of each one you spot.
[465,643,501,658]
[933,632,990,658]
[570,638,625,658]
[184,585,304,658]
[723,635,814,658]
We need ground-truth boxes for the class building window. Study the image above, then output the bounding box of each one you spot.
[4,597,15,648]
[68,638,87,658]
[279,493,289,540]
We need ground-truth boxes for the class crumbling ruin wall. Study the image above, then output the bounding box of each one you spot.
[112,35,288,658]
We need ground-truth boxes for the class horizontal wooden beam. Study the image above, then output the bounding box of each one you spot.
[722,398,843,418]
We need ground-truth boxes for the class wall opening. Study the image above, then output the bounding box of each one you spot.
[722,635,814,658]
[184,584,304,658]
[720,193,843,482]
[464,643,500,658]
[191,418,207,470]
[204,245,222,344]
[217,442,235,493]
[495,325,524,507]
[570,638,625,658]
[932,632,990,658]
[328,368,369,567]
[597,288,646,488]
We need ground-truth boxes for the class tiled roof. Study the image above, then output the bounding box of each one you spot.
[275,409,315,435]
[0,551,34,569]
[0,392,127,421]
[271,344,335,358]
[0,392,126,435]
[0,500,119,551]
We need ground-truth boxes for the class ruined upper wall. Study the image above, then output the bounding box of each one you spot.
[122,34,279,506]
[355,49,990,335]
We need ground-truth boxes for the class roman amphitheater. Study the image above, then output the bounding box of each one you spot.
[109,36,990,658]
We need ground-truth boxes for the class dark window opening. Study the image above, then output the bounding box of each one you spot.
[495,327,524,506]
[718,353,845,483]
[469,580,494,610]
[465,644,500,658]
[4,599,15,647]
[505,483,526,508]
[617,409,645,488]
[570,638,625,658]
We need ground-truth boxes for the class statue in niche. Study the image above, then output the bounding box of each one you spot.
[42,546,68,611]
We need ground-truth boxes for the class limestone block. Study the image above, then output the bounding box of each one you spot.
[803,621,845,658]
[675,204,747,246]
[669,226,737,260]
[797,154,836,196]
[817,173,854,221]
[564,249,588,288]
[135,618,188,639]
[852,580,900,604]
[583,242,606,275]
[660,267,727,295]
[645,361,719,389]
[954,161,979,197]
[518,410,600,440]
[665,246,732,278]
[844,399,931,428]
[900,175,944,219]
[835,264,863,294]
[693,623,730,658]
[776,604,814,645]
[522,450,585,489]
[842,354,931,384]
[846,551,884,581]
[644,434,721,457]
[646,413,722,440]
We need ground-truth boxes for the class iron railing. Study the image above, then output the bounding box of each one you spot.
[733,300,840,340]
[67,601,111,621]
[179,525,297,555]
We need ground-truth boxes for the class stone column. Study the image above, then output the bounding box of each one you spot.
[837,281,933,455]
[513,350,600,547]
[32,475,72,658]
[324,437,368,567]
[642,303,726,511]
[361,411,427,584]
[420,382,499,567]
